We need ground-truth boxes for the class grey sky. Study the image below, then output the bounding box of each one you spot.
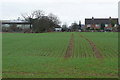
[1,0,119,25]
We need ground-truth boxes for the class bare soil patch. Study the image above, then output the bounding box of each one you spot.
[64,33,74,58]
[79,34,103,59]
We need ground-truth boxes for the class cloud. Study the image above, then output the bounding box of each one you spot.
[1,0,118,4]
[1,0,119,25]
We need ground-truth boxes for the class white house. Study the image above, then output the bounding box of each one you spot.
[55,27,62,32]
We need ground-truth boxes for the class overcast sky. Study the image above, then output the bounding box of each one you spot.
[1,0,119,25]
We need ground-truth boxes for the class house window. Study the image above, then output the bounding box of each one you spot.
[87,24,91,27]
[114,24,117,27]
[96,24,100,27]
[105,24,108,27]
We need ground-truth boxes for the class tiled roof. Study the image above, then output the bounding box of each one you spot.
[85,18,118,24]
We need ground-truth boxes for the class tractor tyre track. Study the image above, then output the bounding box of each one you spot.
[79,34,103,59]
[64,33,74,58]
[2,71,117,78]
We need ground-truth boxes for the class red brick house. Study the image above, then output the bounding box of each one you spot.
[85,17,118,31]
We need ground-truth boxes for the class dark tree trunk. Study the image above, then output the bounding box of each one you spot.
[30,24,32,29]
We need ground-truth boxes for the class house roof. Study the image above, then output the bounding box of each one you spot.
[2,20,30,24]
[54,25,61,28]
[85,18,118,24]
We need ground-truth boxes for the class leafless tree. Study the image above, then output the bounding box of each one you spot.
[70,22,79,31]
[62,23,68,32]
[34,10,45,19]
[22,10,45,20]
[21,10,45,29]
[21,10,61,33]
[48,13,61,26]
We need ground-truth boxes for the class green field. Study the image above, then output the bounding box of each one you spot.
[2,32,118,78]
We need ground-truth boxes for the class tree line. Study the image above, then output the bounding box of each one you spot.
[2,10,82,33]
[22,10,82,33]
[22,10,61,33]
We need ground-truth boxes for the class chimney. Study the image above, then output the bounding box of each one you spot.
[92,17,94,20]
[109,16,112,24]
[109,16,111,20]
[92,17,94,25]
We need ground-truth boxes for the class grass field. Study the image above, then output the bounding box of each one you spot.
[2,32,118,78]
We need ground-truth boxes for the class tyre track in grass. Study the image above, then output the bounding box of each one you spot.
[64,33,74,58]
[79,34,103,59]
[2,71,117,78]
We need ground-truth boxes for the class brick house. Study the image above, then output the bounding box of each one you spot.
[85,17,119,31]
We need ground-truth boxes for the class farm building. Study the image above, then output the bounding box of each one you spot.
[85,17,119,31]
[54,26,62,32]
[2,20,31,32]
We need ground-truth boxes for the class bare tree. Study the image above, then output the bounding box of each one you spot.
[62,23,68,32]
[48,13,61,27]
[22,10,44,20]
[22,10,45,29]
[34,10,45,19]
[22,10,61,33]
[70,22,79,31]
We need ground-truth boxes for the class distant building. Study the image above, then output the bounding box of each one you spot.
[2,20,31,29]
[1,20,31,32]
[85,17,119,31]
[54,26,62,32]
